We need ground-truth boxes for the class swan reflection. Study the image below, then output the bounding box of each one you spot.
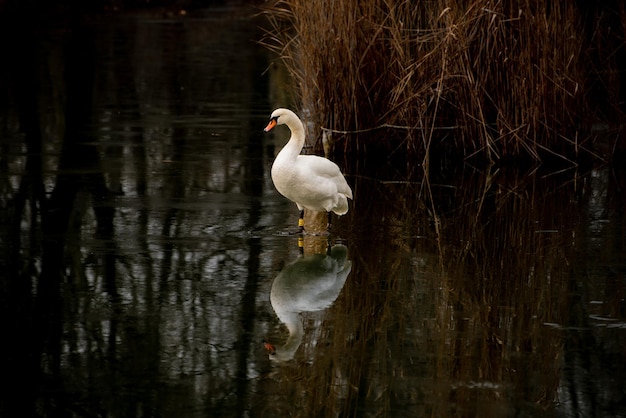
[265,241,352,362]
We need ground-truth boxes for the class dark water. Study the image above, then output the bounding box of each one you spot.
[1,3,625,417]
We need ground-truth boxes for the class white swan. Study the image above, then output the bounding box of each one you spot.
[264,244,352,362]
[264,108,353,231]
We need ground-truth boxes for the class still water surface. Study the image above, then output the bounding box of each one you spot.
[1,3,625,417]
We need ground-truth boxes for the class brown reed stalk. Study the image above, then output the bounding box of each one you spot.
[263,0,625,164]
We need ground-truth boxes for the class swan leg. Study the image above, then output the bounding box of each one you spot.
[298,236,304,255]
[298,209,305,233]
[327,212,332,231]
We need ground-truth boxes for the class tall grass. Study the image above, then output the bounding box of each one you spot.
[263,0,626,165]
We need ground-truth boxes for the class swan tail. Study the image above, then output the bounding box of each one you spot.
[332,194,350,215]
[337,179,353,200]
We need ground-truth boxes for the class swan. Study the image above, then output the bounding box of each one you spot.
[264,244,352,362]
[264,108,353,232]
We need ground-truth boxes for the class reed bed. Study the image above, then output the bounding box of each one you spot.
[263,0,626,165]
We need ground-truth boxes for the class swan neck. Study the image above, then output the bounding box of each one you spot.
[277,310,304,336]
[285,118,305,150]
[273,310,305,361]
[288,116,305,138]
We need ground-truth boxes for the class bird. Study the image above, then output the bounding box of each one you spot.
[264,244,352,362]
[264,108,353,233]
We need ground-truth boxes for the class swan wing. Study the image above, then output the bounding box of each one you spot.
[297,155,353,199]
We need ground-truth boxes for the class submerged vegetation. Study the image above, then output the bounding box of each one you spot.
[263,0,626,165]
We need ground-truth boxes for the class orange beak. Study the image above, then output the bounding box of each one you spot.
[264,119,277,132]
[263,340,276,355]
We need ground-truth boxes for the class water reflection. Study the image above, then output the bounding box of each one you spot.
[265,238,351,362]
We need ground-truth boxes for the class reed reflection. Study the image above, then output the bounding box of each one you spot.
[270,161,621,417]
[265,237,352,362]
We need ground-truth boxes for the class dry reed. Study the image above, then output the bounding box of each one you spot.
[263,0,626,165]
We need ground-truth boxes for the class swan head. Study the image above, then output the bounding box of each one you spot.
[264,108,300,132]
[263,329,303,363]
[263,339,291,362]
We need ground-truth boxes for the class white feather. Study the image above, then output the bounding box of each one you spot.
[265,108,353,215]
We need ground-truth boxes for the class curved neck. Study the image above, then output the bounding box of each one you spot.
[280,119,306,159]
[274,310,304,361]
[287,116,305,140]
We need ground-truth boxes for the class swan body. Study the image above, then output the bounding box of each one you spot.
[266,244,352,362]
[264,109,353,227]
